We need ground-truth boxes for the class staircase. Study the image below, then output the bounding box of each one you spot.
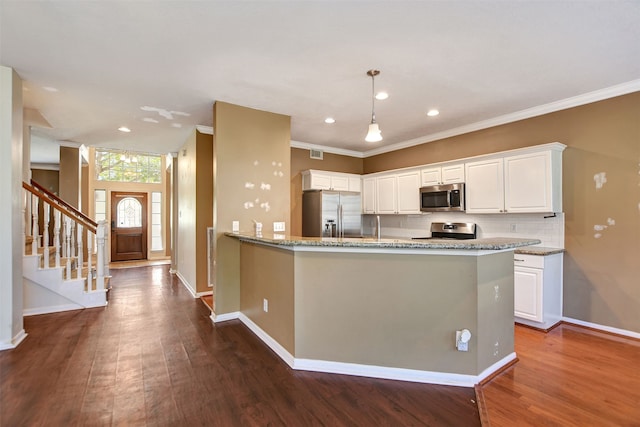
[22,180,109,315]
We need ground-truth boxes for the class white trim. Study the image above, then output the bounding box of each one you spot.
[293,81,640,158]
[30,162,60,171]
[238,313,296,367]
[236,311,517,387]
[291,140,364,159]
[210,311,240,323]
[195,290,213,297]
[294,352,517,388]
[0,329,28,351]
[196,125,214,135]
[23,304,83,316]
[562,317,640,340]
[175,271,197,298]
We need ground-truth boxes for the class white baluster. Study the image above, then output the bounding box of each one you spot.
[69,220,76,259]
[31,194,39,255]
[54,210,61,268]
[87,228,94,285]
[43,202,50,268]
[96,221,106,291]
[65,216,72,280]
[77,223,83,278]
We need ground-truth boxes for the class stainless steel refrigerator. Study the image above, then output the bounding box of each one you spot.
[302,190,362,237]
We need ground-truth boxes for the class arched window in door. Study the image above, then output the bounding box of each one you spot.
[117,197,143,228]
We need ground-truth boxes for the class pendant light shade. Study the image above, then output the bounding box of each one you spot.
[365,122,382,142]
[365,69,382,142]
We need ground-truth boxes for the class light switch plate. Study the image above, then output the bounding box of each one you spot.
[232,221,239,232]
[273,221,285,232]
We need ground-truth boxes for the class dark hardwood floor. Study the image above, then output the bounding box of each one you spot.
[0,265,480,426]
[480,323,640,426]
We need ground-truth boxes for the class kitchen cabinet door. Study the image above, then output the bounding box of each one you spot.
[348,177,361,193]
[396,171,420,214]
[441,163,465,184]
[514,265,543,322]
[420,167,441,186]
[465,158,504,213]
[362,177,376,214]
[330,175,350,192]
[504,151,555,213]
[376,175,397,214]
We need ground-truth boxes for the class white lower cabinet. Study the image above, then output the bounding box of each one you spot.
[514,252,563,330]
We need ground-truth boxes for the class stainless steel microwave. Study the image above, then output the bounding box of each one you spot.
[419,183,465,212]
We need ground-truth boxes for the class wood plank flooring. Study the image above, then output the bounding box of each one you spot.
[480,323,640,426]
[0,265,480,426]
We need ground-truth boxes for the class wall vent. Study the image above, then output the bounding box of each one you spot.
[310,149,323,160]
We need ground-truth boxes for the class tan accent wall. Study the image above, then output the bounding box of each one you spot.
[31,169,60,245]
[195,131,213,294]
[59,146,80,209]
[290,147,363,236]
[213,102,291,314]
[239,242,295,353]
[363,92,640,333]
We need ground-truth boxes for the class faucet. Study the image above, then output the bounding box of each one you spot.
[375,215,381,241]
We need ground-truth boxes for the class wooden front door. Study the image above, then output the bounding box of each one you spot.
[110,191,147,261]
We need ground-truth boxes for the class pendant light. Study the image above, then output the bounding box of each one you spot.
[365,69,383,142]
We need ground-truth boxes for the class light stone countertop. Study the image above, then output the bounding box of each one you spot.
[225,232,541,251]
[514,246,565,256]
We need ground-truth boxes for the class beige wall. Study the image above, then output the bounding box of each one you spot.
[195,131,213,294]
[362,92,640,333]
[213,102,291,314]
[176,132,198,293]
[240,242,295,353]
[290,147,363,236]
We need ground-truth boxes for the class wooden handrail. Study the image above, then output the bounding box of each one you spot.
[23,181,97,233]
[29,179,98,229]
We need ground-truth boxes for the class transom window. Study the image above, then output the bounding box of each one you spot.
[95,149,162,183]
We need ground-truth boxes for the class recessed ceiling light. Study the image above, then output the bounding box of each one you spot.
[324,117,336,124]
[427,109,440,117]
[118,126,131,132]
[375,92,389,100]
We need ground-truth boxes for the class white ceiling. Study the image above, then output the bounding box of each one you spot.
[2,1,639,163]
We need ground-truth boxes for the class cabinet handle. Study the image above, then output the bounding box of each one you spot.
[514,258,525,262]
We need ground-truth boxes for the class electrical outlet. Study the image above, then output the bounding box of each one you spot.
[232,221,239,232]
[273,221,285,232]
[456,329,471,352]
[510,223,517,232]
[263,298,268,313]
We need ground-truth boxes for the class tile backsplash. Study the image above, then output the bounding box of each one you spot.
[363,212,565,248]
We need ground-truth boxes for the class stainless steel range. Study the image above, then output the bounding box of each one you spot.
[412,222,477,240]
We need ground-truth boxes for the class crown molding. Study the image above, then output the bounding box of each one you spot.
[196,125,214,135]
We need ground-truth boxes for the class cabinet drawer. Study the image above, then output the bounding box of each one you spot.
[513,253,544,269]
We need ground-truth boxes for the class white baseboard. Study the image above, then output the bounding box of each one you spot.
[0,329,28,351]
[196,290,213,297]
[563,317,640,339]
[24,304,83,316]
[238,313,295,368]
[237,312,516,388]
[211,311,240,323]
[175,271,197,298]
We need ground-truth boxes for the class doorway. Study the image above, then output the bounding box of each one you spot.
[111,191,147,261]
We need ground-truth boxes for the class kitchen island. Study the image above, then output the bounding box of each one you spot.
[221,232,539,387]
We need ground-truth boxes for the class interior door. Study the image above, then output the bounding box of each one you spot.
[110,191,147,261]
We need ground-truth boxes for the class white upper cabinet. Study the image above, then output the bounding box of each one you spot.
[376,175,398,214]
[465,158,505,213]
[421,163,465,186]
[504,151,561,213]
[396,171,421,214]
[362,177,377,214]
[466,144,564,214]
[302,170,361,192]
